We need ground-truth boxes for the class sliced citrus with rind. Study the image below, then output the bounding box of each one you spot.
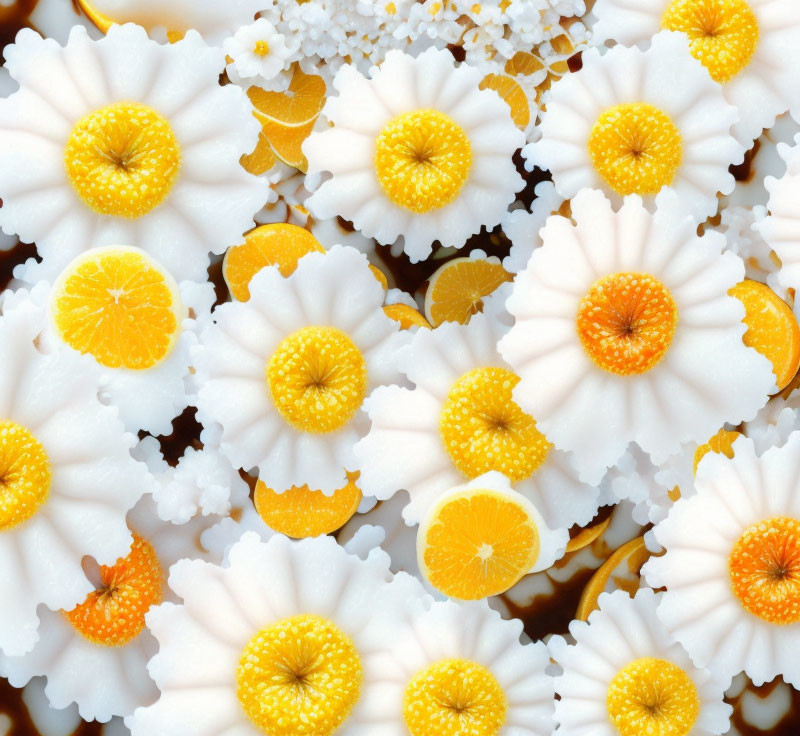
[248,69,326,127]
[729,279,800,391]
[260,115,317,171]
[369,264,389,290]
[417,487,541,600]
[241,132,278,176]
[383,303,432,330]
[254,472,362,538]
[424,256,513,327]
[51,245,185,370]
[223,224,324,301]
[480,73,530,129]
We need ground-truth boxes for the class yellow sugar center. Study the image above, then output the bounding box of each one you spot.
[52,247,183,371]
[236,614,362,736]
[403,659,507,736]
[588,103,683,196]
[0,422,51,532]
[577,272,678,376]
[729,516,800,625]
[375,109,472,213]
[64,102,180,219]
[267,326,367,434]
[661,0,759,83]
[63,533,163,646]
[607,657,700,736]
[253,40,271,56]
[439,367,551,482]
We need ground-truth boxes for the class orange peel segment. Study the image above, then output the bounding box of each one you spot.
[480,73,530,129]
[223,224,324,300]
[418,487,540,600]
[424,257,513,327]
[729,279,800,391]
[575,536,649,621]
[383,303,432,330]
[254,472,362,538]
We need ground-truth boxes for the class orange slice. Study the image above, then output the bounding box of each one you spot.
[51,246,185,370]
[504,51,546,78]
[417,487,540,600]
[259,116,318,171]
[693,428,741,476]
[248,68,326,127]
[223,224,324,300]
[369,264,389,290]
[424,257,513,327]
[383,303,432,330]
[575,536,649,621]
[254,473,362,538]
[241,132,278,176]
[480,73,530,129]
[729,279,800,391]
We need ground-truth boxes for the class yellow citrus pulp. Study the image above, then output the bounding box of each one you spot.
[64,532,163,646]
[693,428,741,475]
[223,224,325,300]
[588,103,683,196]
[729,279,800,391]
[606,657,700,736]
[403,659,507,736]
[236,614,362,735]
[479,74,530,129]
[424,257,513,327]
[383,303,432,330]
[0,422,52,532]
[51,246,185,370]
[439,367,551,482]
[65,102,180,219]
[661,0,759,83]
[267,326,367,434]
[577,272,678,375]
[375,109,472,214]
[729,516,800,625]
[254,472,362,538]
[418,487,541,600]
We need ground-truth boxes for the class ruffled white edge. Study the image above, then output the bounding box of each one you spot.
[643,433,800,687]
[501,181,564,275]
[551,588,732,735]
[498,189,775,484]
[194,245,408,493]
[355,313,601,528]
[0,304,151,657]
[591,0,800,146]
[759,135,800,292]
[126,533,429,736]
[523,31,743,222]
[372,598,555,736]
[0,24,265,283]
[304,47,525,262]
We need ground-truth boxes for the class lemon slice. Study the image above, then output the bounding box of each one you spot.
[51,246,185,371]
[729,279,800,391]
[383,303,432,330]
[424,256,513,327]
[223,224,324,301]
[417,487,541,600]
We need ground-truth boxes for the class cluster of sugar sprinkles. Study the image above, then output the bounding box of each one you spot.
[1,1,800,736]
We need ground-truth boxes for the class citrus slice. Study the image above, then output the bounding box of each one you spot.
[51,246,185,370]
[369,264,389,290]
[383,303,432,330]
[241,132,278,176]
[480,73,530,129]
[729,279,800,391]
[503,51,546,78]
[253,472,362,538]
[259,115,318,171]
[417,487,541,600]
[424,257,513,327]
[693,428,741,476]
[223,224,324,300]
[575,536,650,621]
[248,68,326,127]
